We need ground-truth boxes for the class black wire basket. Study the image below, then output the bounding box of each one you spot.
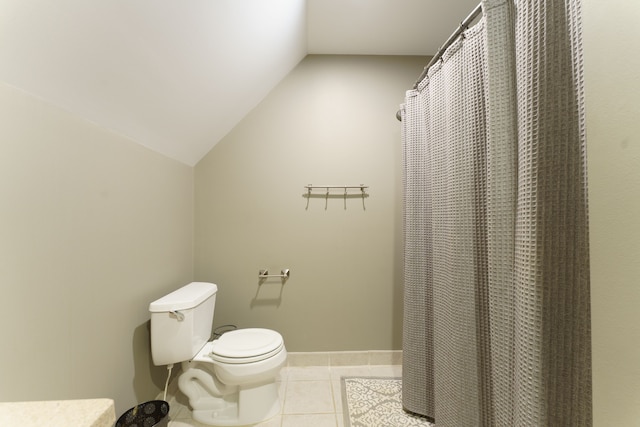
[116,400,169,427]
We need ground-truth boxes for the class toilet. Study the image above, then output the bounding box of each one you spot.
[149,282,287,426]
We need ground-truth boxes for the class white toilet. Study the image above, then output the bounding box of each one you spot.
[149,282,287,426]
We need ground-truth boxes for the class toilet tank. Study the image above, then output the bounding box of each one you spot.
[149,282,218,366]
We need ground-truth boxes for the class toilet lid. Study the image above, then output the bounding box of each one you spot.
[210,328,283,363]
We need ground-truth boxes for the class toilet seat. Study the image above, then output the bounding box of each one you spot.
[210,328,284,364]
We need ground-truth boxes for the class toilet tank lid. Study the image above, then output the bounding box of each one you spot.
[149,282,218,312]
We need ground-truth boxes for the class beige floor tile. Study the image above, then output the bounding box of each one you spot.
[283,380,334,414]
[253,415,282,427]
[282,413,339,427]
[331,380,344,413]
[329,365,371,381]
[286,365,332,381]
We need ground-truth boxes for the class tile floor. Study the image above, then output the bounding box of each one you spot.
[165,351,402,427]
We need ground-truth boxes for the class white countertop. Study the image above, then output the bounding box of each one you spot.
[0,398,116,427]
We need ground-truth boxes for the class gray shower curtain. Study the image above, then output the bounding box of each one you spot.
[401,0,591,425]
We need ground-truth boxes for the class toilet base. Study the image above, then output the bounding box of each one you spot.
[190,380,281,427]
[178,339,287,426]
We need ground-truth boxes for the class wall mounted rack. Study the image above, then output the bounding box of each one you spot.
[303,184,369,210]
[304,184,368,194]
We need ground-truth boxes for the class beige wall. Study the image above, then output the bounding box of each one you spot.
[3,12,632,420]
[583,1,640,425]
[0,82,194,415]
[195,55,426,351]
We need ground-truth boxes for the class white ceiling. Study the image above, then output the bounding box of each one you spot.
[0,0,479,166]
[308,0,480,55]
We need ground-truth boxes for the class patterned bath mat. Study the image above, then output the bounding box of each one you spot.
[341,377,433,427]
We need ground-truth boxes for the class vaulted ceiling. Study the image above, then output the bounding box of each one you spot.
[0,0,479,165]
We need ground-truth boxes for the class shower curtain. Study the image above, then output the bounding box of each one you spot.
[401,0,591,426]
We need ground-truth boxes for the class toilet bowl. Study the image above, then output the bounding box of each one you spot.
[149,282,287,427]
[180,328,287,426]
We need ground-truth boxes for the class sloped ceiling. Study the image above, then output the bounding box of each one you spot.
[0,0,479,166]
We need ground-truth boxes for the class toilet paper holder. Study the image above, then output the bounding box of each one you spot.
[258,268,290,283]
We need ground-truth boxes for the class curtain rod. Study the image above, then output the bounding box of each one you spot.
[411,3,483,90]
[397,3,483,122]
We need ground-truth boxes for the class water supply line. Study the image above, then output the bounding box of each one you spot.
[163,363,173,402]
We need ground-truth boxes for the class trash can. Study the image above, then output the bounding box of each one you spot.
[115,400,170,427]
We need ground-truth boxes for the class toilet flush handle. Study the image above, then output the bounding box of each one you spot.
[169,310,185,321]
